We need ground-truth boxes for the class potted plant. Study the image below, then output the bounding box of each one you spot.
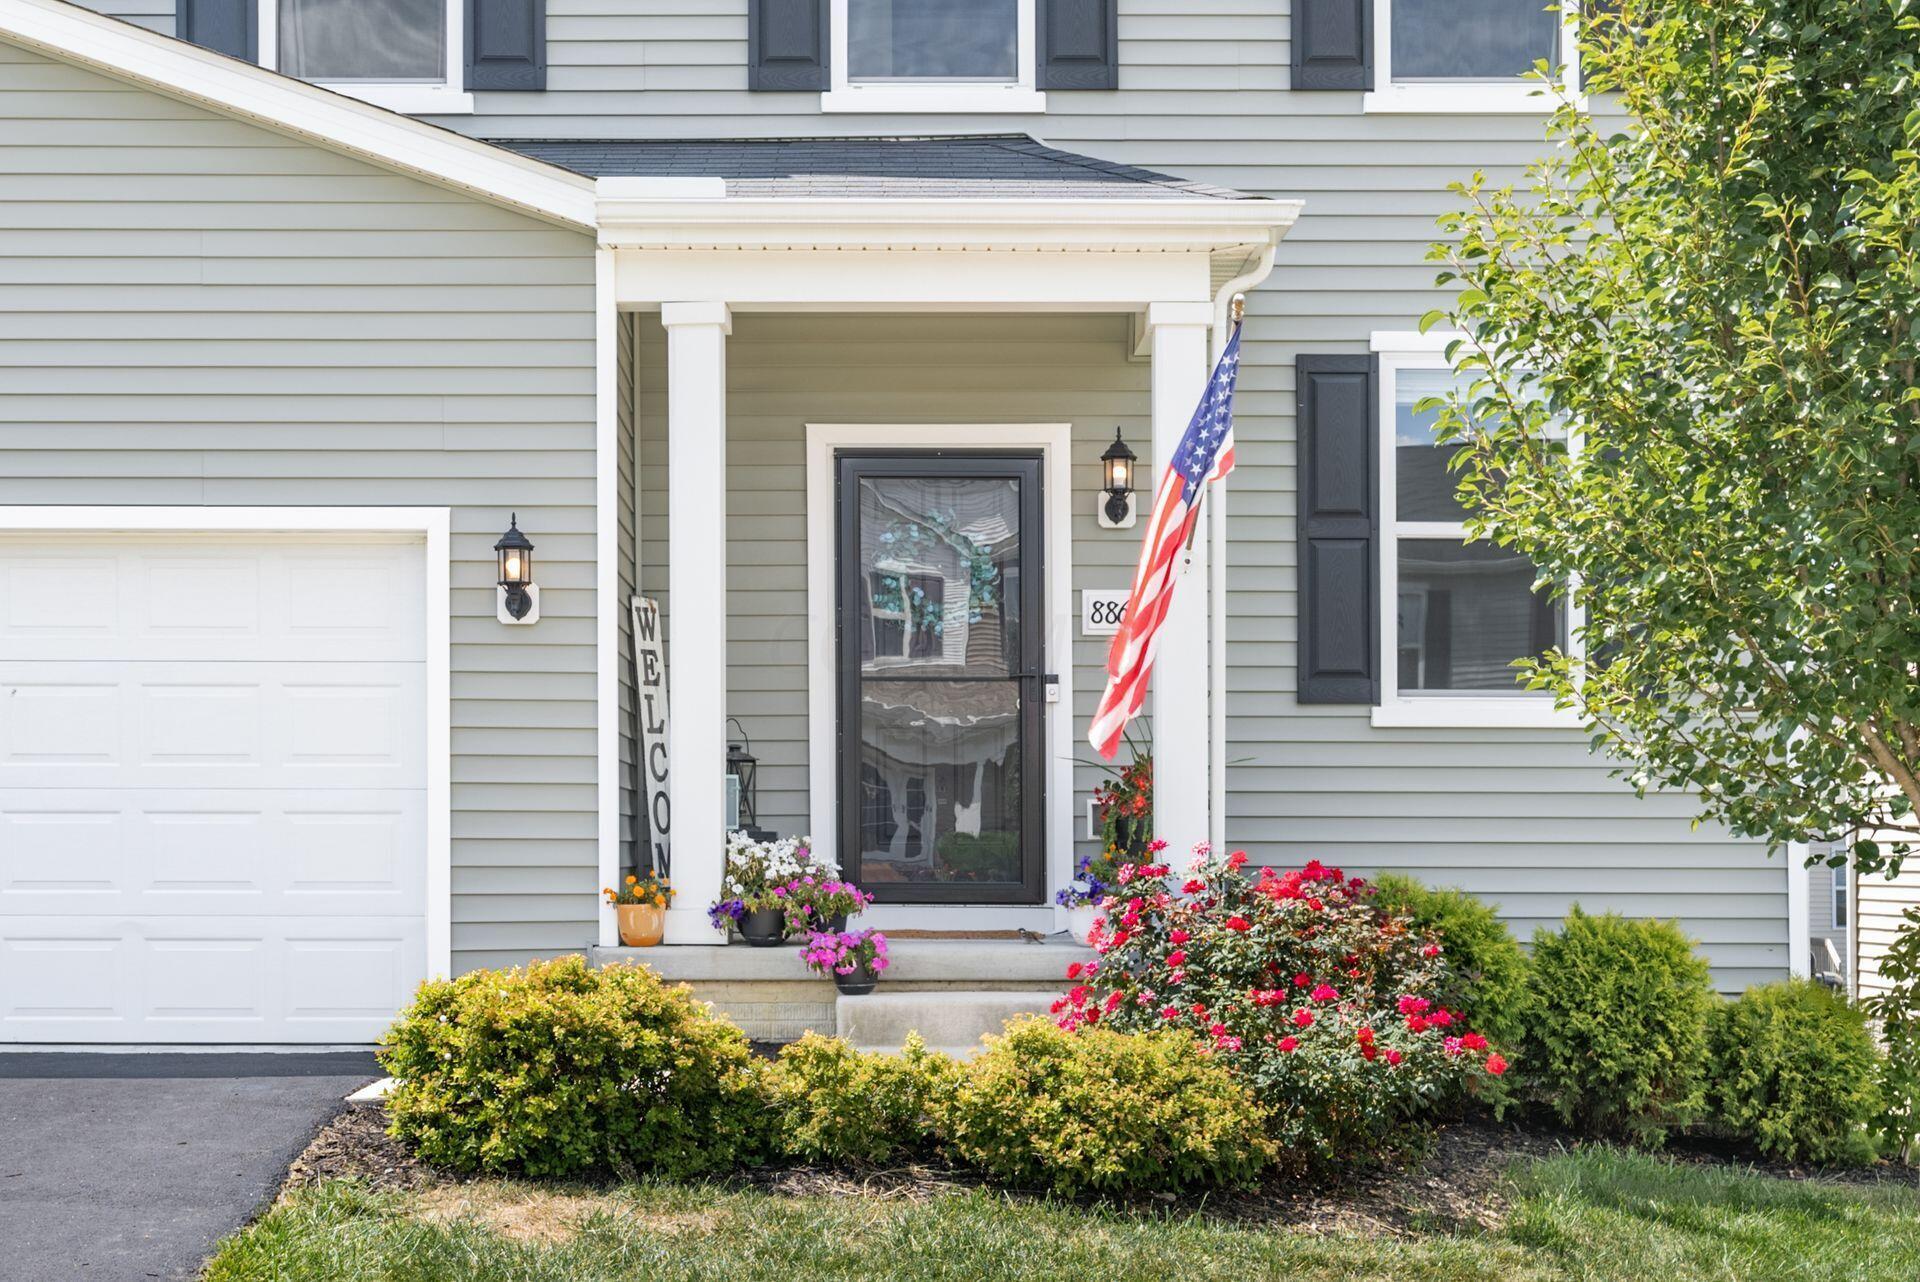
[800,928,890,996]
[707,830,837,947]
[776,876,873,935]
[1054,851,1118,945]
[1091,740,1153,861]
[604,870,671,947]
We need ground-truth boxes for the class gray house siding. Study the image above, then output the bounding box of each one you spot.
[0,38,600,975]
[56,0,1788,985]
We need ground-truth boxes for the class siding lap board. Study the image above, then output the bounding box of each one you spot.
[0,39,599,975]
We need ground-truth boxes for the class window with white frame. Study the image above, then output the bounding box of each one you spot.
[259,0,471,113]
[1832,863,1848,929]
[1370,0,1578,113]
[825,0,1043,112]
[1375,343,1572,726]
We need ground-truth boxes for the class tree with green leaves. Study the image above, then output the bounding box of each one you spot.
[1427,0,1920,874]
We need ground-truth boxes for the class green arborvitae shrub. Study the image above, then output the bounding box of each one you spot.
[1372,872,1529,1048]
[937,1017,1272,1196]
[765,1031,960,1165]
[1709,979,1882,1165]
[1521,907,1715,1145]
[379,956,768,1179]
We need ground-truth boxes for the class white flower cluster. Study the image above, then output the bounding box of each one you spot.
[720,829,834,896]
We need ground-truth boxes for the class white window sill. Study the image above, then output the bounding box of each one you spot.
[313,82,475,115]
[1363,85,1578,115]
[820,85,1046,114]
[1371,698,1581,729]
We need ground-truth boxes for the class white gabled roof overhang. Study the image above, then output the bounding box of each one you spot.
[0,0,595,230]
[596,189,1304,310]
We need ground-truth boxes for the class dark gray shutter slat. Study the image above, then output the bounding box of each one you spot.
[1296,354,1380,704]
[1291,0,1372,91]
[467,0,547,92]
[179,0,256,61]
[1038,0,1118,91]
[749,0,829,91]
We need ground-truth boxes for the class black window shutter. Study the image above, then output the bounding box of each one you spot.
[749,0,829,91]
[179,0,256,61]
[468,0,547,92]
[1296,354,1380,704]
[1291,0,1372,91]
[1038,0,1118,91]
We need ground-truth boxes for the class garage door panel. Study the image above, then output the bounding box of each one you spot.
[0,790,426,916]
[0,916,425,1043]
[0,663,425,789]
[0,539,425,663]
[0,532,429,1044]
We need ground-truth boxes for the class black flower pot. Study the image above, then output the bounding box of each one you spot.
[739,907,787,948]
[825,913,849,933]
[834,961,879,996]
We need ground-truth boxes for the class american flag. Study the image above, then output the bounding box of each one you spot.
[1089,323,1242,759]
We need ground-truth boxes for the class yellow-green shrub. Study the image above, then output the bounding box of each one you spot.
[379,957,767,1178]
[765,1032,960,1164]
[1708,980,1881,1165]
[937,1017,1271,1196]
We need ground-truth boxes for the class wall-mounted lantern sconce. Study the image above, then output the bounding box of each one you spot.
[1098,428,1138,530]
[494,514,540,625]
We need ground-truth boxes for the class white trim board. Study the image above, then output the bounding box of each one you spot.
[0,0,590,229]
[0,504,454,980]
[805,425,1075,928]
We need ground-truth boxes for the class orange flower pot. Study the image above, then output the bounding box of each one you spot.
[617,903,665,947]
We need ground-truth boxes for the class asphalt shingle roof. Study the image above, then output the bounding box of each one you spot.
[494,135,1259,201]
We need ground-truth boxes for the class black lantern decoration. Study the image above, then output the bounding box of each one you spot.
[494,514,536,621]
[1100,428,1138,525]
[725,717,771,839]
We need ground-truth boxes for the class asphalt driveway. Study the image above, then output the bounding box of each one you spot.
[0,1051,380,1282]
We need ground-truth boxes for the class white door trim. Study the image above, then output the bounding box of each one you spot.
[804,425,1074,925]
[0,505,453,979]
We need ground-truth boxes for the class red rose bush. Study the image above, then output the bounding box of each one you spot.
[1053,843,1506,1177]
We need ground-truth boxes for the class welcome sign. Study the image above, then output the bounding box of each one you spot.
[631,596,671,876]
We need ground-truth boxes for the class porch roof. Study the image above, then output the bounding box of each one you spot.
[496,135,1262,203]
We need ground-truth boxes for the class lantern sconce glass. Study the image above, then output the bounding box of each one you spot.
[494,514,539,625]
[1098,428,1138,529]
[726,717,774,841]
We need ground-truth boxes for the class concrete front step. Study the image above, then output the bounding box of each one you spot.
[837,988,1059,1057]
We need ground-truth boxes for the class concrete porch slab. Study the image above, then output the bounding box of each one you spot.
[587,935,1091,985]
[587,936,1086,1043]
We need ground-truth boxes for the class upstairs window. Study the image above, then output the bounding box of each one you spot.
[826,0,1043,112]
[1370,0,1578,113]
[260,0,472,113]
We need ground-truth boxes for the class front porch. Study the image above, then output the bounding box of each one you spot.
[570,137,1301,961]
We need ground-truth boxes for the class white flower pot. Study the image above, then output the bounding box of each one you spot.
[1066,904,1100,946]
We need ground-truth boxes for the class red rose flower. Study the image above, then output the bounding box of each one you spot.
[1227,850,1249,869]
[1355,1026,1375,1043]
[1293,1008,1315,1029]
[1385,1048,1403,1066]
[1224,916,1251,932]
[1169,928,1190,945]
[1278,1036,1299,1053]
[1294,972,1312,988]
[1310,983,1339,1002]
[1164,950,1187,968]
[1461,1032,1488,1051]
[1485,1053,1507,1076]
[1065,962,1084,980]
[1361,1043,1378,1061]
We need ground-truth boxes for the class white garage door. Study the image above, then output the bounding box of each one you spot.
[0,534,428,1043]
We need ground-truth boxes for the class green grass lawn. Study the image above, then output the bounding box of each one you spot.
[206,1149,1918,1282]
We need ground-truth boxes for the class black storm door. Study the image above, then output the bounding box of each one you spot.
[837,452,1045,904]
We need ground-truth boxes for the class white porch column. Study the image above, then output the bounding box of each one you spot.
[1146,301,1214,850]
[660,301,731,943]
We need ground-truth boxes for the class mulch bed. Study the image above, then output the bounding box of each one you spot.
[285,1104,1916,1236]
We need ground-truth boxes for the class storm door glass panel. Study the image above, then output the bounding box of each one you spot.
[840,455,1044,904]
[847,0,1019,81]
[280,0,445,82]
[1391,0,1560,81]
